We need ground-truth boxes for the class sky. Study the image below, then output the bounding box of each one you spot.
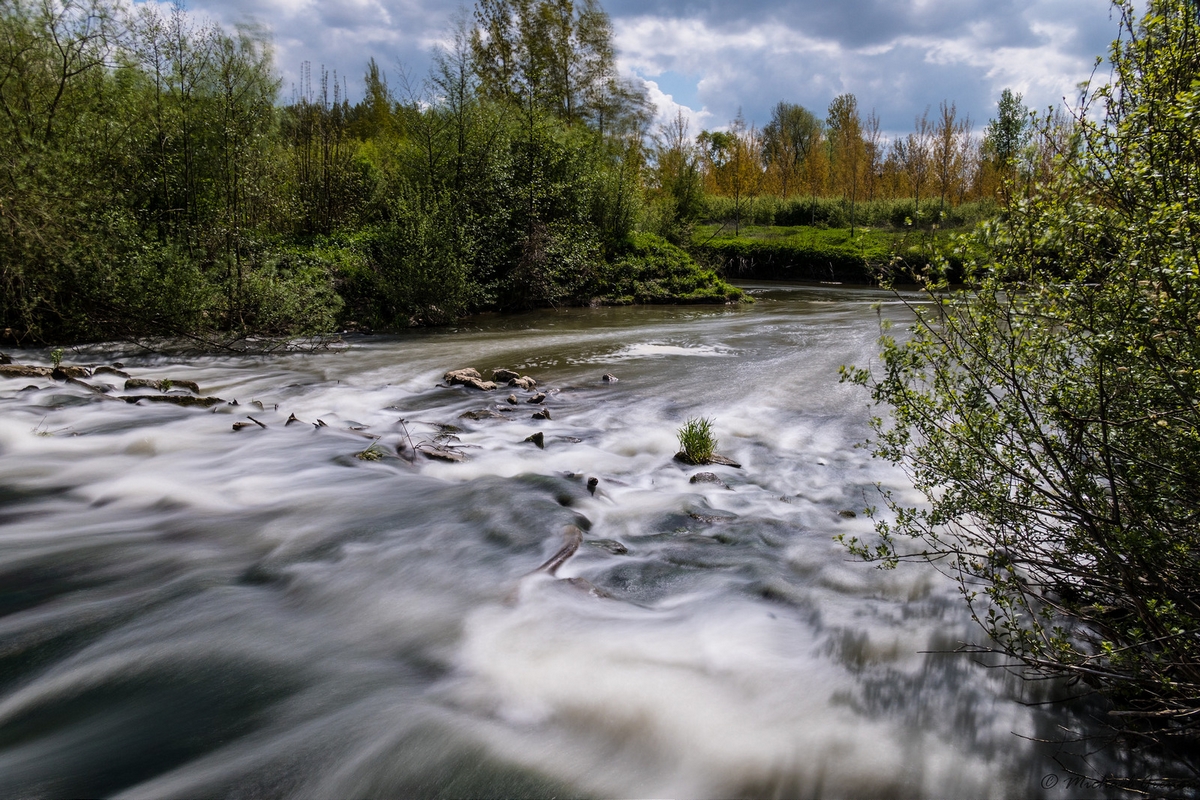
[177,0,1120,138]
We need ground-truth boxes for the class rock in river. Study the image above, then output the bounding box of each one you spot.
[689,472,729,488]
[508,376,536,391]
[444,368,497,391]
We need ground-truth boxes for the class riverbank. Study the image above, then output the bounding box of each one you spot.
[693,223,973,285]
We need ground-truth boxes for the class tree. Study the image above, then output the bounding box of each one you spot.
[699,111,762,235]
[842,0,1200,768]
[761,101,821,198]
[931,100,970,214]
[826,93,865,233]
[980,88,1030,202]
[468,0,641,129]
[891,106,933,219]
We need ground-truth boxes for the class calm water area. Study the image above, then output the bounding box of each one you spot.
[0,284,1127,798]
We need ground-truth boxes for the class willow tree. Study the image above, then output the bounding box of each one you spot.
[843,0,1200,769]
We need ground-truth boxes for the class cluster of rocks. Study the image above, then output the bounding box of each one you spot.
[0,358,222,407]
[443,367,537,393]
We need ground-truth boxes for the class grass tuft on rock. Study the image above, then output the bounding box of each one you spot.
[677,417,717,464]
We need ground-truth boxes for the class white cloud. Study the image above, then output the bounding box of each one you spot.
[178,0,1116,134]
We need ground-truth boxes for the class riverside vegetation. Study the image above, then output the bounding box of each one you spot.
[1,0,1048,347]
[843,0,1200,778]
[0,0,740,347]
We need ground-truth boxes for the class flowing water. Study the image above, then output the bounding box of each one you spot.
[0,285,1123,798]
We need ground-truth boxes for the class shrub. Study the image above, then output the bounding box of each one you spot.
[842,0,1200,762]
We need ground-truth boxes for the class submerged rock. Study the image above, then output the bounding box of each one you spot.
[535,525,584,575]
[689,472,729,488]
[460,408,505,421]
[837,509,857,518]
[562,576,614,598]
[587,538,628,555]
[124,377,201,394]
[417,444,469,463]
[120,394,223,408]
[524,431,545,448]
[0,352,10,365]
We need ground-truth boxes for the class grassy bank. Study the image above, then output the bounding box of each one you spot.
[692,223,974,285]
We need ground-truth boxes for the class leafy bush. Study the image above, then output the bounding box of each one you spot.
[842,0,1200,759]
[591,233,742,304]
[700,195,996,230]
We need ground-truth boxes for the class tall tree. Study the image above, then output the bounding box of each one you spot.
[826,93,865,232]
[931,100,971,213]
[761,101,821,198]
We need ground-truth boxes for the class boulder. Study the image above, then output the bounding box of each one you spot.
[524,431,545,448]
[50,366,92,379]
[0,352,10,365]
[444,368,496,391]
[508,376,536,391]
[532,408,552,420]
[0,364,52,378]
[586,476,598,494]
[493,369,520,382]
[602,373,618,382]
[507,394,519,405]
[93,365,130,378]
[526,392,546,404]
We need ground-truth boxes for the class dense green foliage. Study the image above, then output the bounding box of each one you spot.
[843,0,1200,758]
[0,0,735,346]
[693,222,973,284]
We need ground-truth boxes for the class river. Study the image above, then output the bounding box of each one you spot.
[0,284,1125,798]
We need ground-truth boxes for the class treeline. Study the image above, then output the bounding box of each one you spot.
[0,0,1058,345]
[655,89,1060,234]
[0,0,741,345]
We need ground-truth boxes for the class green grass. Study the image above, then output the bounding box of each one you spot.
[677,417,717,464]
[691,223,975,284]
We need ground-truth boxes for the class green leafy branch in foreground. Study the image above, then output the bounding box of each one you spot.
[841,0,1200,761]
